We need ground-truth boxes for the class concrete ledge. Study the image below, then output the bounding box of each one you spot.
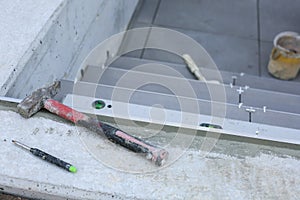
[3,0,138,99]
[0,0,65,96]
[0,109,299,199]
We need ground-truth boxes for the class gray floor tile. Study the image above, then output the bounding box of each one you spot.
[142,49,185,64]
[154,0,258,39]
[259,0,300,42]
[260,41,273,77]
[143,28,259,75]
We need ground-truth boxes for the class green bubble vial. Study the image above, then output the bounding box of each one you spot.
[93,100,105,109]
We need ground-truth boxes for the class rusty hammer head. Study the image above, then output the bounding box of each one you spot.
[17,81,61,118]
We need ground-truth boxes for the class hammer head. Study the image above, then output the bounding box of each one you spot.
[17,81,61,118]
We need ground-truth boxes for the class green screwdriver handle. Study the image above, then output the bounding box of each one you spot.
[30,148,77,173]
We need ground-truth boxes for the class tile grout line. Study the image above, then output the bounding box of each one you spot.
[257,0,262,76]
[153,23,262,42]
[127,0,144,29]
[140,0,162,58]
[150,0,162,25]
[131,21,275,43]
[118,0,146,59]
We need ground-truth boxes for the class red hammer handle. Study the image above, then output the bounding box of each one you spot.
[44,99,88,123]
[43,99,168,166]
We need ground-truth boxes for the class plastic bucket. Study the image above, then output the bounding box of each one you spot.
[268,31,300,80]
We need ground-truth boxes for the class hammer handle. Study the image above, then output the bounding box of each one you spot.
[43,99,168,166]
[44,99,89,123]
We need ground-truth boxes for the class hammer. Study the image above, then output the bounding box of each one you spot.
[17,81,168,166]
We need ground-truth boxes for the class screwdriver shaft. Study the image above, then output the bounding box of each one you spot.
[12,140,31,151]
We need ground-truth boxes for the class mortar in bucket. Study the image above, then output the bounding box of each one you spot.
[268,31,300,80]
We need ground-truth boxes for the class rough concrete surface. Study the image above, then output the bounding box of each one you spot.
[0,0,64,95]
[5,0,138,99]
[0,110,299,199]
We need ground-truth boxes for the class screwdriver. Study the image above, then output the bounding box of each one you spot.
[12,140,77,173]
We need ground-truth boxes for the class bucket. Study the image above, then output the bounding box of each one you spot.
[268,31,300,80]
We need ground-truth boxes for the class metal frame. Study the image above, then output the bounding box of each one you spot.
[61,80,300,145]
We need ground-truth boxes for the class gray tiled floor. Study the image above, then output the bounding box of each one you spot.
[143,28,259,75]
[125,0,300,80]
[260,41,273,77]
[154,0,258,39]
[259,0,300,42]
